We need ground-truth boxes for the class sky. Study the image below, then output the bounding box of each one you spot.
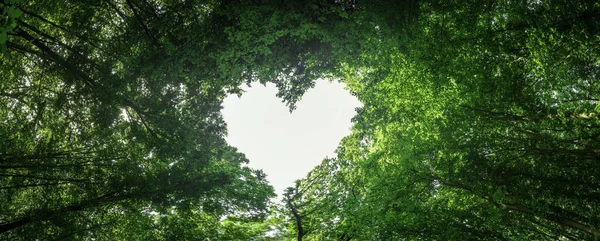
[221,81,361,197]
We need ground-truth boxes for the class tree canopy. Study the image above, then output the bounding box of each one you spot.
[1,0,346,239]
[2,0,599,240]
[272,0,600,240]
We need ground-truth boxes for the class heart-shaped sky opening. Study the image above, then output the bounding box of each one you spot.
[222,81,361,197]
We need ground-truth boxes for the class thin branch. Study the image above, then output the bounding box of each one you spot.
[12,28,99,89]
[125,0,161,47]
[103,0,128,22]
[16,5,106,46]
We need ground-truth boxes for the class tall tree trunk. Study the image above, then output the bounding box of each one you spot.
[497,202,600,238]
[0,191,125,234]
[286,198,304,241]
[424,172,600,238]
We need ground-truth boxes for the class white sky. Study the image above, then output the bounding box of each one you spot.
[221,81,361,197]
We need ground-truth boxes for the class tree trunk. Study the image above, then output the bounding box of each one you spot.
[286,198,304,241]
[497,202,600,238]
[424,172,600,238]
[0,191,124,234]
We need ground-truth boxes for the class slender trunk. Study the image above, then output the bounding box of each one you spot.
[0,191,125,234]
[125,0,161,47]
[460,105,600,121]
[0,218,30,234]
[521,113,599,121]
[286,198,303,241]
[13,28,98,90]
[497,202,600,238]
[424,173,600,238]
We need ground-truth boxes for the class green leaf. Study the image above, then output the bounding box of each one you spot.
[492,187,505,202]
[0,31,8,44]
[7,7,23,19]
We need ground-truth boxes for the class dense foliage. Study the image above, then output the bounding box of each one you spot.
[2,0,599,240]
[278,1,600,240]
[0,0,349,239]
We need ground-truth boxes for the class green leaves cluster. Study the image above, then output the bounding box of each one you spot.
[0,0,355,239]
[0,0,23,52]
[277,0,600,240]
[3,0,600,240]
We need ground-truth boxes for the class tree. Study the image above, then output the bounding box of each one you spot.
[1,0,355,239]
[4,0,600,239]
[283,185,304,241]
[278,0,600,240]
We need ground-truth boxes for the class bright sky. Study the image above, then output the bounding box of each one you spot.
[221,81,361,197]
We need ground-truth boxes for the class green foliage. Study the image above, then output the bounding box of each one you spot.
[0,0,23,52]
[0,0,352,239]
[3,0,600,240]
[276,0,600,240]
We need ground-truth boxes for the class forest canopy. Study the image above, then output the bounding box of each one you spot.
[1,0,599,240]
